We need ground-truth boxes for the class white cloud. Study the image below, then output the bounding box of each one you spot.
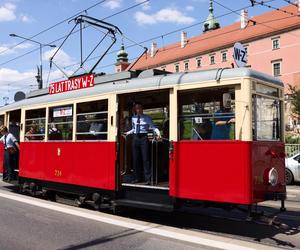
[135,8,195,25]
[104,0,122,9]
[0,68,35,83]
[186,5,194,11]
[135,0,151,10]
[0,42,33,56]
[0,3,16,22]
[20,14,34,23]
[43,49,75,67]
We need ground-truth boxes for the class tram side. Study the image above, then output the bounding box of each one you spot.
[0,68,286,211]
[169,75,285,205]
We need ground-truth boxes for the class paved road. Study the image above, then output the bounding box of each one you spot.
[0,180,300,249]
[0,196,217,250]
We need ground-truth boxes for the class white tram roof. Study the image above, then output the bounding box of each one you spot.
[0,68,283,112]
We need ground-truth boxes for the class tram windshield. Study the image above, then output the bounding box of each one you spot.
[252,83,282,141]
[178,88,235,140]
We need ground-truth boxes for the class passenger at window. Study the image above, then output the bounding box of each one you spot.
[193,112,212,140]
[211,93,235,140]
[124,103,161,185]
[25,126,37,141]
[0,125,20,182]
[89,114,103,135]
[49,123,62,140]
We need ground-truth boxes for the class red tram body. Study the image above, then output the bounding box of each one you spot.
[0,68,286,217]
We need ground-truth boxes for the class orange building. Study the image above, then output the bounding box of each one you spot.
[124,2,300,93]
[116,1,300,129]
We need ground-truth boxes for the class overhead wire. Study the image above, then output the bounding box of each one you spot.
[65,1,298,70]
[214,0,300,37]
[282,0,299,7]
[0,0,150,68]
[250,0,298,15]
[0,0,109,56]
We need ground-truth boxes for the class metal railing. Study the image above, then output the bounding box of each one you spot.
[285,144,300,157]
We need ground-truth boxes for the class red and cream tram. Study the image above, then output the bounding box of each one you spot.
[0,68,286,221]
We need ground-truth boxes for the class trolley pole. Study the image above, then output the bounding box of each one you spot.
[9,34,56,89]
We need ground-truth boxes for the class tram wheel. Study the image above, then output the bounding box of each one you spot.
[285,169,294,185]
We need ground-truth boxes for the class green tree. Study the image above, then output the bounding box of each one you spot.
[289,84,300,122]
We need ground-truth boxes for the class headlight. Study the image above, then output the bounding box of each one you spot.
[268,168,278,186]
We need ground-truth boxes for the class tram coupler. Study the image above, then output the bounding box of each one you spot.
[237,205,288,229]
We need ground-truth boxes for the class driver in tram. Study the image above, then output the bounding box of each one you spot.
[124,103,161,185]
[211,93,235,140]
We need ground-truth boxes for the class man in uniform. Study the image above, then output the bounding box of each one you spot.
[125,103,160,185]
[0,126,20,182]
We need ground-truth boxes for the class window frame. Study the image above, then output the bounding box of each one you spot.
[24,108,47,142]
[272,60,282,77]
[210,55,215,65]
[196,57,202,68]
[252,82,283,142]
[48,104,74,142]
[75,99,109,141]
[184,61,189,71]
[177,87,236,141]
[272,38,280,50]
[221,52,227,62]
[175,63,180,72]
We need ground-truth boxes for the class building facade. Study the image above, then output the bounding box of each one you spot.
[122,2,300,130]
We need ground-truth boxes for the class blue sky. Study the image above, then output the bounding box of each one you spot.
[0,0,292,105]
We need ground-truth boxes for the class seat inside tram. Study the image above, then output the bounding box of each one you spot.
[118,90,170,188]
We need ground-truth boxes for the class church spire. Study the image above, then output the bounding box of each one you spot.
[203,0,220,33]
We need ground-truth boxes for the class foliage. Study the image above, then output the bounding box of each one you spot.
[288,84,300,119]
[285,132,300,144]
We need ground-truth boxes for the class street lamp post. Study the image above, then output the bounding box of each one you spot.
[9,34,56,89]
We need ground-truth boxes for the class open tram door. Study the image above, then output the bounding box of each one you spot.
[117,89,170,190]
[4,109,21,179]
[0,113,5,174]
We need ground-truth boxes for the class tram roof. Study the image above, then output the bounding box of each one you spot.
[0,68,283,112]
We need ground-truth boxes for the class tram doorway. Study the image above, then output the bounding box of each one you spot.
[8,109,21,141]
[117,89,170,189]
[6,109,21,177]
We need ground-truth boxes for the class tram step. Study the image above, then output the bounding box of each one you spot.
[114,199,174,212]
[121,185,172,205]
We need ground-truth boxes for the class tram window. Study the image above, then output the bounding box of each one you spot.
[25,109,46,141]
[253,95,281,141]
[76,100,108,141]
[0,115,4,126]
[48,105,73,141]
[178,88,235,140]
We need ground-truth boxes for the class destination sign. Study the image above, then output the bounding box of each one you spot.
[49,74,95,95]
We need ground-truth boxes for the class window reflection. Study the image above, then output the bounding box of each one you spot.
[178,88,235,140]
[25,109,46,141]
[76,100,108,141]
[48,105,73,141]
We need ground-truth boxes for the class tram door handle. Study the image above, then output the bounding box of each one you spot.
[169,141,174,161]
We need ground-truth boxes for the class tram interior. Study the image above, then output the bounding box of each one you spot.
[118,90,170,188]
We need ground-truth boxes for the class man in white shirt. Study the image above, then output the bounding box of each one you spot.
[125,103,160,185]
[0,126,20,181]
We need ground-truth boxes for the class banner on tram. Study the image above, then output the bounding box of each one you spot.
[49,74,95,95]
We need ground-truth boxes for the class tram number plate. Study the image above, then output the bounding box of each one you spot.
[194,117,203,124]
[54,169,62,177]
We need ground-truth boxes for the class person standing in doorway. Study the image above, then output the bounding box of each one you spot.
[125,103,160,185]
[0,126,20,182]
